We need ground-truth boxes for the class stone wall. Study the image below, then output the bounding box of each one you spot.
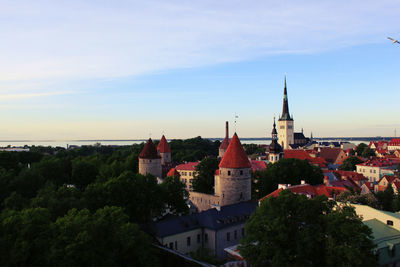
[215,167,251,206]
[139,158,162,179]
[189,191,221,212]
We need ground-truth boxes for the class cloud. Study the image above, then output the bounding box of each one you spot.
[0,91,73,100]
[0,0,399,85]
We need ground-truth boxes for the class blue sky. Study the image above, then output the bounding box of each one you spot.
[1,0,399,139]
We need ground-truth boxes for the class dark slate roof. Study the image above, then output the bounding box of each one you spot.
[294,132,306,140]
[152,201,257,238]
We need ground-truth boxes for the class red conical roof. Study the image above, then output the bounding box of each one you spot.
[157,135,171,153]
[219,137,230,150]
[219,133,251,168]
[139,138,161,159]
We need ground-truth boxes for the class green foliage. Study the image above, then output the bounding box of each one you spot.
[0,206,158,267]
[252,158,323,199]
[336,191,378,208]
[50,206,158,267]
[339,156,364,171]
[240,191,377,267]
[193,157,219,194]
[169,137,219,163]
[376,186,395,211]
[355,143,375,158]
[0,207,53,266]
[190,247,224,265]
[243,144,265,155]
[160,176,189,215]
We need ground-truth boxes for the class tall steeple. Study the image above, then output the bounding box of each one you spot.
[269,118,283,163]
[280,75,292,121]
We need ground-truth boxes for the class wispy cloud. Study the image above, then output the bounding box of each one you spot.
[0,0,399,85]
[0,91,73,100]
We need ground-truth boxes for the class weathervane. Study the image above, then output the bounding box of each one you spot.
[234,113,239,133]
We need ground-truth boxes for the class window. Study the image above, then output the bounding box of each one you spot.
[228,171,231,176]
[187,237,191,246]
[189,172,192,176]
[227,232,230,241]
[169,242,173,249]
[387,220,394,226]
[240,170,243,175]
[205,233,208,243]
[234,230,237,239]
[149,160,152,163]
[197,234,201,243]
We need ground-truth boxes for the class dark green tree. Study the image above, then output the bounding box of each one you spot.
[71,160,99,189]
[192,157,219,194]
[83,172,164,223]
[253,158,323,199]
[355,143,369,156]
[49,206,158,267]
[160,176,189,215]
[240,190,377,267]
[376,186,395,211]
[362,147,376,158]
[0,207,52,266]
[339,156,364,171]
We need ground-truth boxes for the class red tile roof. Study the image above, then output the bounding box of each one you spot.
[337,155,364,165]
[175,162,199,171]
[250,160,267,172]
[318,147,343,163]
[139,138,161,159]
[219,133,251,169]
[393,181,400,189]
[166,168,180,177]
[157,135,171,153]
[259,184,347,202]
[389,138,400,146]
[357,157,397,167]
[334,170,367,181]
[284,149,327,168]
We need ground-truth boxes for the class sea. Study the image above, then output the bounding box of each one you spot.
[0,137,386,148]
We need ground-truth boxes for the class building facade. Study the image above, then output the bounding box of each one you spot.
[138,138,162,179]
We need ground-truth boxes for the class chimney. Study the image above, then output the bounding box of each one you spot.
[301,180,306,185]
[324,176,330,185]
[278,184,288,190]
[225,121,229,138]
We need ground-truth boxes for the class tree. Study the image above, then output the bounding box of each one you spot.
[240,190,377,267]
[49,206,158,266]
[376,186,395,211]
[192,157,219,194]
[71,160,99,189]
[83,171,164,223]
[339,156,364,171]
[362,147,376,158]
[243,144,264,155]
[253,158,323,199]
[160,176,189,215]
[355,143,369,156]
[0,207,53,266]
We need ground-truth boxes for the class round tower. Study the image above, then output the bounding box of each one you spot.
[269,117,283,163]
[139,138,162,179]
[215,133,252,206]
[219,121,230,158]
[157,135,171,165]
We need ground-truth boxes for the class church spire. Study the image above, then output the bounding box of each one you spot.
[280,75,292,121]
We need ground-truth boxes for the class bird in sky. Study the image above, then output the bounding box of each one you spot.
[388,37,400,44]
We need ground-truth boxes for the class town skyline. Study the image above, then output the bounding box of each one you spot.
[1,0,399,140]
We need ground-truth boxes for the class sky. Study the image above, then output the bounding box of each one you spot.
[0,0,399,140]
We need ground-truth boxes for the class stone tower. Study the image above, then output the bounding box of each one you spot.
[157,135,171,165]
[139,138,162,179]
[269,118,284,163]
[215,133,251,206]
[278,76,294,149]
[219,121,230,158]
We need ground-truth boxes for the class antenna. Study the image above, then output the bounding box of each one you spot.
[234,113,239,133]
